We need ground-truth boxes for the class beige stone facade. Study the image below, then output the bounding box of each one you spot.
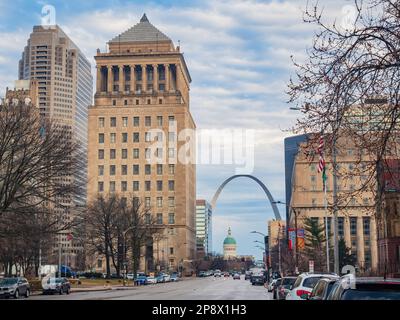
[289,136,378,271]
[268,220,285,252]
[87,14,196,273]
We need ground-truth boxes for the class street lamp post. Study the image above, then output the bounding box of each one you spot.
[251,231,270,283]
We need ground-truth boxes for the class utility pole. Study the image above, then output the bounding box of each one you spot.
[332,110,340,275]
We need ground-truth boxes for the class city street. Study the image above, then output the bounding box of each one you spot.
[29,276,272,300]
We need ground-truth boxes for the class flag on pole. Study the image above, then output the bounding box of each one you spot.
[66,234,73,241]
[317,136,327,189]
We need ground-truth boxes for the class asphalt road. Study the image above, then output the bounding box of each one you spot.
[29,276,272,300]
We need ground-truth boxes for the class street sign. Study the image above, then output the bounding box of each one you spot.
[309,260,314,273]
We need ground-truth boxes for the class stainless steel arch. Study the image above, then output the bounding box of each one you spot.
[210,175,282,221]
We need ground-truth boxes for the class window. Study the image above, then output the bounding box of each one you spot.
[110,133,116,144]
[133,149,139,159]
[145,148,151,160]
[110,149,116,159]
[363,217,370,236]
[312,198,317,207]
[136,99,140,105]
[99,133,104,143]
[110,181,116,192]
[169,116,175,126]
[159,84,165,92]
[145,214,151,225]
[124,100,128,106]
[122,133,128,143]
[121,181,127,192]
[169,197,175,207]
[98,149,104,160]
[168,132,176,142]
[159,99,163,104]
[169,164,175,175]
[145,164,151,175]
[157,164,163,175]
[157,213,163,225]
[145,132,152,142]
[145,116,151,126]
[145,181,151,191]
[157,181,163,191]
[350,217,357,236]
[112,100,116,106]
[157,197,163,208]
[145,197,151,208]
[168,213,175,224]
[133,117,140,127]
[110,117,116,127]
[133,165,139,175]
[122,117,128,127]
[98,182,104,192]
[338,217,344,237]
[110,165,116,176]
[133,181,139,191]
[347,149,354,156]
[170,247,174,255]
[168,148,175,158]
[363,198,369,206]
[121,165,127,175]
[99,117,105,128]
[133,132,140,143]
[311,175,316,183]
[156,148,163,158]
[122,149,128,159]
[168,180,175,191]
[157,116,163,126]
[98,165,104,176]
[310,164,316,171]
[156,132,163,142]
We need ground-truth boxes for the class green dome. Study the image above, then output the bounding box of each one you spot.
[223,236,237,245]
[223,227,236,245]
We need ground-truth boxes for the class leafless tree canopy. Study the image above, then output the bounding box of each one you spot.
[288,0,400,207]
[0,100,83,216]
[85,194,160,278]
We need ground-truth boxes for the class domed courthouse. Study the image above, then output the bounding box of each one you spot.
[223,228,237,259]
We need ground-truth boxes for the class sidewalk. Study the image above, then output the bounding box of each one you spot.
[31,285,139,296]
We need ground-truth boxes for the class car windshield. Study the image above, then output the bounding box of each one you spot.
[282,278,296,286]
[0,278,18,285]
[303,277,324,288]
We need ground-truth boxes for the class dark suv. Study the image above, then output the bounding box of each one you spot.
[0,277,30,299]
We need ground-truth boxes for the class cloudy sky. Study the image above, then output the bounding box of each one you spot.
[0,0,351,260]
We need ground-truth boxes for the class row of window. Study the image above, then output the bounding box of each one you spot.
[99,116,175,128]
[144,213,175,225]
[323,216,371,236]
[98,132,176,144]
[98,180,175,192]
[98,148,177,160]
[99,164,175,176]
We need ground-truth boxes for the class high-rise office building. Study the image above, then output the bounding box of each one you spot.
[195,200,212,256]
[87,14,196,272]
[18,25,93,267]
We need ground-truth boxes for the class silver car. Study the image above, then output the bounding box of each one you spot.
[0,277,30,299]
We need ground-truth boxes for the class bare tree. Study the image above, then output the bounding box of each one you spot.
[0,100,83,217]
[288,0,400,209]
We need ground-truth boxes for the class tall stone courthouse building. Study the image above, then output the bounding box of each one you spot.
[87,14,196,272]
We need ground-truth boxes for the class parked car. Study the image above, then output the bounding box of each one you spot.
[286,273,339,300]
[233,273,241,280]
[251,274,265,286]
[214,270,222,277]
[170,273,179,282]
[126,273,134,280]
[0,277,30,299]
[272,278,282,299]
[276,277,297,300]
[156,274,165,283]
[245,271,252,280]
[146,276,157,284]
[198,271,206,277]
[163,274,171,282]
[308,278,339,300]
[135,273,148,285]
[327,276,400,300]
[42,277,71,295]
[224,272,230,278]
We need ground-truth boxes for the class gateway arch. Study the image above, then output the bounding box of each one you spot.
[210,175,282,221]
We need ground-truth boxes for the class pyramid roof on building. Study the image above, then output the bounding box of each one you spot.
[109,14,171,44]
